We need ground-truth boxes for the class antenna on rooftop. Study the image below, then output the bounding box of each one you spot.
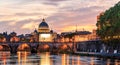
[75,25,78,32]
[83,28,85,31]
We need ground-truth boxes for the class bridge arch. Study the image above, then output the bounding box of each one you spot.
[57,44,72,53]
[0,44,11,51]
[17,43,31,51]
[37,44,50,52]
[59,44,68,50]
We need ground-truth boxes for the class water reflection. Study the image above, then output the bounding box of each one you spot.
[0,52,10,65]
[17,51,29,65]
[40,52,51,65]
[90,57,94,65]
[77,56,80,65]
[0,51,119,65]
[62,54,66,65]
[115,60,120,65]
[107,59,110,65]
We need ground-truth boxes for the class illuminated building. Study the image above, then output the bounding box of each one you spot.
[37,19,57,42]
[10,32,20,42]
[38,19,50,33]
[74,31,91,42]
[59,30,99,42]
[38,19,57,42]
[10,36,20,42]
[30,30,38,42]
[17,19,57,43]
[0,37,6,43]
[88,30,100,41]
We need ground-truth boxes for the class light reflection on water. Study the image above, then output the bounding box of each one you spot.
[0,51,119,65]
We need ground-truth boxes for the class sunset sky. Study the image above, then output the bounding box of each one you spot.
[0,0,119,34]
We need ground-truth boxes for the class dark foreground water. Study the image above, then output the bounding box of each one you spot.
[0,52,120,65]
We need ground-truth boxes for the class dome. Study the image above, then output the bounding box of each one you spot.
[34,29,38,33]
[39,19,49,28]
[50,30,53,33]
[10,31,17,35]
[38,19,50,33]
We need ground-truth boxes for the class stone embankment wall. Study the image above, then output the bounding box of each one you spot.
[76,41,120,54]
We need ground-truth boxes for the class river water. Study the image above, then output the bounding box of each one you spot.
[0,51,120,65]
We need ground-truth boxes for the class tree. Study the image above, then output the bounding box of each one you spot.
[96,1,120,44]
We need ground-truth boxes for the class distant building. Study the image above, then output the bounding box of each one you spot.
[9,32,20,42]
[0,33,6,42]
[88,30,100,41]
[30,29,39,42]
[0,19,99,43]
[38,19,57,42]
[59,32,73,42]
[0,19,57,43]
[73,31,91,42]
[29,19,57,42]
[59,30,99,42]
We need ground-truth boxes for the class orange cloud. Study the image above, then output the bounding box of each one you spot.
[21,21,39,30]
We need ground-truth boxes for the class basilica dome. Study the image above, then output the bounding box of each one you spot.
[38,19,50,33]
[39,19,49,28]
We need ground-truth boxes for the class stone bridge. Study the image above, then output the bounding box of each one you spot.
[0,42,74,54]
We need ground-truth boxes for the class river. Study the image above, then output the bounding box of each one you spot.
[0,51,119,65]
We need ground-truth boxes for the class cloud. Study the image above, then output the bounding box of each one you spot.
[21,21,39,30]
[46,0,66,2]
[0,0,119,34]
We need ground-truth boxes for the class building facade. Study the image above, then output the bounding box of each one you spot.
[37,19,57,42]
[58,30,99,42]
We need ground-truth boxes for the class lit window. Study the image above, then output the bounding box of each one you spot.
[40,34,51,38]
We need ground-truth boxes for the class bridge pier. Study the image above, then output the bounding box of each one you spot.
[10,46,18,54]
[30,43,39,53]
[10,50,17,54]
[9,43,19,54]
[31,48,37,53]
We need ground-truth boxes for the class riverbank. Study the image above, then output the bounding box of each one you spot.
[74,52,120,59]
[39,50,120,59]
